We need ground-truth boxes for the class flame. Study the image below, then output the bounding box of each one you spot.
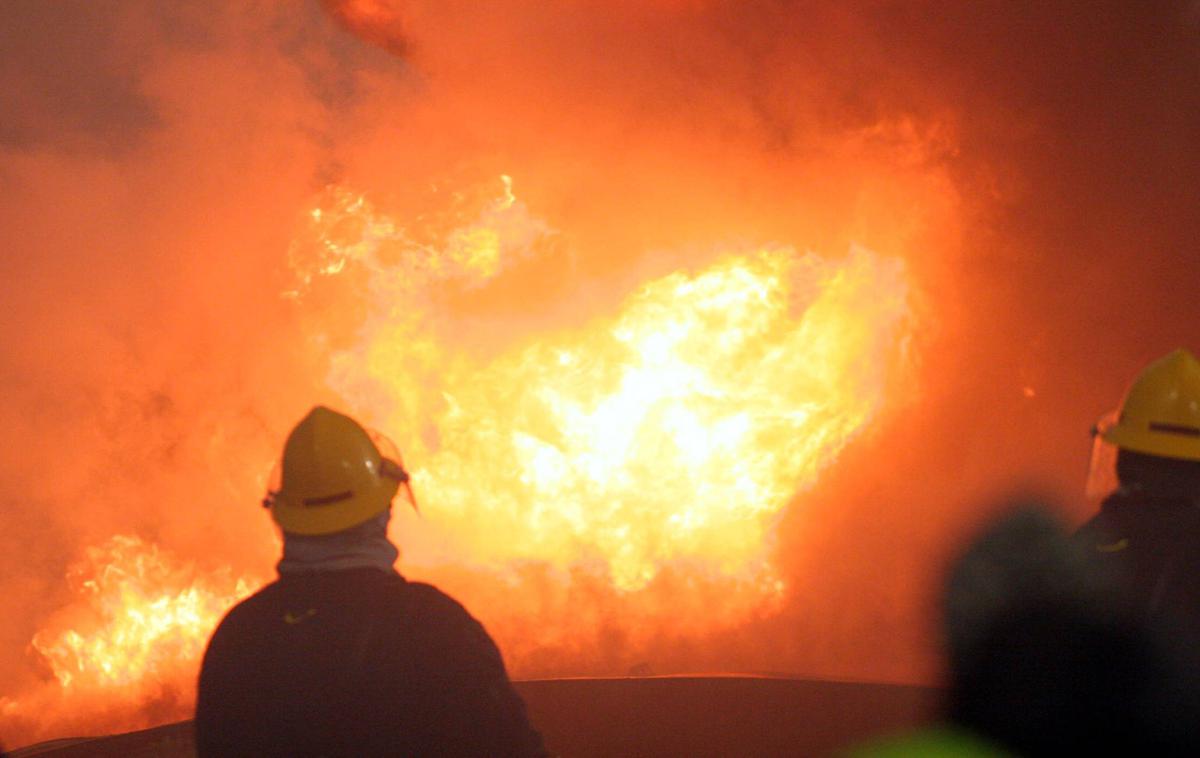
[296,177,915,643]
[401,248,907,590]
[2,535,256,742]
[5,178,913,747]
[286,176,542,299]
[31,535,254,689]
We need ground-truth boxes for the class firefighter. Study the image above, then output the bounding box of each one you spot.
[1076,348,1200,641]
[195,406,548,757]
[852,505,1200,756]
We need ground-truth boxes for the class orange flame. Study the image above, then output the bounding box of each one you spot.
[295,177,915,641]
[7,177,914,746]
[1,536,256,744]
[31,535,254,689]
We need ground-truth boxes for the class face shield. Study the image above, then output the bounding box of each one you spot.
[263,458,282,508]
[367,428,420,513]
[1085,411,1121,503]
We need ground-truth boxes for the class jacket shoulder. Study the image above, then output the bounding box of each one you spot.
[401,581,475,614]
[396,582,508,668]
[201,581,288,654]
[397,582,494,638]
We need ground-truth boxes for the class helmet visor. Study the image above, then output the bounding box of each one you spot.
[368,428,419,513]
[1085,410,1121,502]
[263,458,282,509]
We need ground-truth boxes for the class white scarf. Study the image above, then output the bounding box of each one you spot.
[277,510,399,575]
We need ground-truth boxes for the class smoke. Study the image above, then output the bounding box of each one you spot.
[0,0,361,736]
[1,0,1198,745]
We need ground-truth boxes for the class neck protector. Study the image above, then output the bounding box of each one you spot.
[277,510,399,576]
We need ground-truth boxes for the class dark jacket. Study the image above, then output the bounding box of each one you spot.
[195,568,547,757]
[1076,491,1200,640]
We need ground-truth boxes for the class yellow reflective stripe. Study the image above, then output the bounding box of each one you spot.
[1096,538,1129,553]
[283,608,318,625]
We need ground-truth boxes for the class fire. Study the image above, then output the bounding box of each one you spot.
[2,535,256,742]
[296,177,914,622]
[395,248,908,592]
[5,177,913,746]
[31,535,254,689]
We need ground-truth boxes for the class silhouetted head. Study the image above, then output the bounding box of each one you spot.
[942,505,1200,755]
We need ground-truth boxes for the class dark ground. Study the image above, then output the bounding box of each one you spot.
[10,676,937,757]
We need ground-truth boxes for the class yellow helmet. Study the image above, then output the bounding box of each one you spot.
[1100,349,1200,462]
[264,406,411,535]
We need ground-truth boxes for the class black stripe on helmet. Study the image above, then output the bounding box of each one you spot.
[302,490,354,507]
[1149,422,1200,438]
